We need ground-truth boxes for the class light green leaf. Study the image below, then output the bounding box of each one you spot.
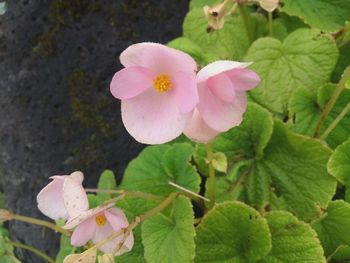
[289,84,350,148]
[254,121,336,220]
[312,201,350,256]
[282,0,350,32]
[215,177,242,203]
[167,37,205,63]
[260,211,326,263]
[120,143,200,196]
[97,170,117,201]
[87,194,100,208]
[245,28,338,114]
[328,139,350,184]
[195,201,271,263]
[142,196,195,263]
[183,8,250,62]
[332,42,350,82]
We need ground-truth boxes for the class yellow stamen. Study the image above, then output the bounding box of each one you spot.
[153,74,172,93]
[95,214,107,227]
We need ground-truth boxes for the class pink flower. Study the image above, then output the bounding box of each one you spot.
[110,42,198,144]
[184,61,260,143]
[65,204,134,255]
[36,171,89,221]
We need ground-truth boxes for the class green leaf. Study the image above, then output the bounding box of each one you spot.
[245,28,338,114]
[328,139,350,184]
[183,8,250,62]
[312,201,350,256]
[87,194,100,208]
[142,196,195,263]
[332,42,350,82]
[195,201,271,263]
[289,84,350,148]
[255,121,336,220]
[260,211,325,263]
[120,143,200,196]
[167,37,205,63]
[215,177,242,203]
[97,170,117,201]
[117,197,160,263]
[282,0,350,32]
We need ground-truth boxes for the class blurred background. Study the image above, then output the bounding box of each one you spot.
[0,0,188,261]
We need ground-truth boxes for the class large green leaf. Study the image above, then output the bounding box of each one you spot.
[167,37,205,64]
[289,84,350,148]
[120,143,200,196]
[260,211,325,263]
[142,196,195,263]
[282,0,350,32]
[245,28,338,114]
[312,201,350,256]
[183,8,250,62]
[195,201,271,263]
[328,139,350,184]
[254,121,336,220]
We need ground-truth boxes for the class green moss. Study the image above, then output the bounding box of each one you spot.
[32,0,99,57]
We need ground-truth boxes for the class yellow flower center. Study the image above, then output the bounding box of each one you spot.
[153,74,172,93]
[95,214,107,227]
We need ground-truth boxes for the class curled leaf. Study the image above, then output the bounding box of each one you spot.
[63,248,97,263]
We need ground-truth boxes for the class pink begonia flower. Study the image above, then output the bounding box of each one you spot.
[37,171,89,221]
[110,42,198,145]
[184,61,260,143]
[259,0,279,12]
[64,204,133,255]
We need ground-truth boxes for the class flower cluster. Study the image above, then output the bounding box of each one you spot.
[110,43,260,144]
[36,172,133,256]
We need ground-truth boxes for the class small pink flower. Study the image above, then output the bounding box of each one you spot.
[65,205,133,255]
[184,61,260,143]
[110,42,198,144]
[36,171,89,221]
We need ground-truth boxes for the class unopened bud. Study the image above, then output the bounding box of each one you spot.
[259,0,279,12]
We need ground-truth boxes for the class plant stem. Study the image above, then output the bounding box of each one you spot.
[268,12,273,36]
[11,213,71,236]
[85,188,163,201]
[313,65,350,138]
[238,3,253,43]
[168,181,210,202]
[321,101,350,140]
[206,143,216,209]
[6,240,55,263]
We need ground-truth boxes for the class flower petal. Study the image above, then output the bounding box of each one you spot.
[183,108,220,143]
[92,223,123,255]
[207,73,235,102]
[120,42,197,75]
[70,171,84,184]
[37,177,68,220]
[121,88,191,144]
[172,71,198,113]
[198,84,247,132]
[63,177,89,219]
[197,60,251,82]
[110,66,155,100]
[105,208,129,231]
[71,217,96,247]
[63,203,114,230]
[224,68,260,91]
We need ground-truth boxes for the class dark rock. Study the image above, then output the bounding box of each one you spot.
[0,0,189,262]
